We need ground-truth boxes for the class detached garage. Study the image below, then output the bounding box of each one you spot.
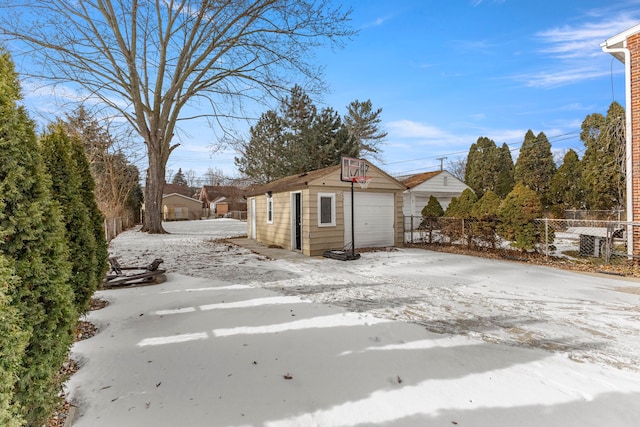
[245,162,406,257]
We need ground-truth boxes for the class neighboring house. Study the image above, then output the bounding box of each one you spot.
[244,163,407,257]
[162,193,203,221]
[163,183,192,198]
[197,185,247,218]
[602,24,640,258]
[399,170,471,226]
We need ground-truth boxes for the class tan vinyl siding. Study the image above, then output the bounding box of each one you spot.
[253,193,291,249]
[248,162,405,256]
[307,187,346,256]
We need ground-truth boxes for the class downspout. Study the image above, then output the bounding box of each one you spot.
[601,41,633,256]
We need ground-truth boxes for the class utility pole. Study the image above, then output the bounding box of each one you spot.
[437,156,447,171]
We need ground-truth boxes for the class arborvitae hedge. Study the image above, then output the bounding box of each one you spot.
[70,136,109,289]
[0,47,77,426]
[40,123,104,313]
[0,255,28,427]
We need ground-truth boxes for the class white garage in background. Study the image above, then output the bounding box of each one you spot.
[344,192,395,248]
[398,170,472,228]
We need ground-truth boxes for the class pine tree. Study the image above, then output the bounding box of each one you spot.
[236,86,359,182]
[235,110,288,184]
[343,99,387,160]
[310,107,358,170]
[0,47,76,425]
[549,149,583,216]
[498,183,544,251]
[40,123,102,313]
[514,130,556,208]
[172,168,188,186]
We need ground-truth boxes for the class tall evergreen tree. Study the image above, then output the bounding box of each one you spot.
[514,130,556,208]
[305,106,343,169]
[40,123,102,313]
[310,107,358,170]
[0,47,76,425]
[69,136,109,297]
[549,149,583,216]
[343,99,387,160]
[495,143,515,198]
[235,85,359,182]
[0,255,28,427]
[580,102,626,211]
[465,136,501,198]
[172,168,188,186]
[235,110,288,184]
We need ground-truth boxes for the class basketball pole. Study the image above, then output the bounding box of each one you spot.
[351,180,355,257]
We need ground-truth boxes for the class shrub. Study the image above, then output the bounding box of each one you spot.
[0,47,77,426]
[444,189,477,246]
[498,184,544,251]
[419,196,444,243]
[471,190,501,248]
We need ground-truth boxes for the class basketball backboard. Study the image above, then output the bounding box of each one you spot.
[341,157,367,182]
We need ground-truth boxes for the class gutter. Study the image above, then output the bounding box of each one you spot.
[601,40,633,255]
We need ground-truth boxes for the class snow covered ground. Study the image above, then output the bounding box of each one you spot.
[67,219,640,426]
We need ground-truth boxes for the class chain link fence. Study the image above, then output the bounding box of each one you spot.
[404,216,638,266]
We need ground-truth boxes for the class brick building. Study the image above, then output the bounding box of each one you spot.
[602,24,640,258]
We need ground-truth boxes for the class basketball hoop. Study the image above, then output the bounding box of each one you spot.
[354,176,372,189]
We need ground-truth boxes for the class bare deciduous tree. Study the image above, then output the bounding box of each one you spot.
[447,156,467,181]
[0,0,353,232]
[64,107,142,222]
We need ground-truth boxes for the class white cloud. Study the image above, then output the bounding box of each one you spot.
[537,18,640,59]
[386,120,451,139]
[521,9,640,88]
[516,66,616,89]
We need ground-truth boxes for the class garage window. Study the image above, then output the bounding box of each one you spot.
[318,193,336,227]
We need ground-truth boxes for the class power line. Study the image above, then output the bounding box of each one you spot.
[387,130,583,177]
[383,130,581,169]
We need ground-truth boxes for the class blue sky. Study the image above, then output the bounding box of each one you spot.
[20,0,640,180]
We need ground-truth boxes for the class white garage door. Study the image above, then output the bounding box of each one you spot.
[344,192,395,248]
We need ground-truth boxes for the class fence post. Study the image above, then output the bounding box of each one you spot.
[605,223,612,264]
[544,218,549,259]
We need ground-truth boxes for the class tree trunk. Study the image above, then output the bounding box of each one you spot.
[141,145,167,234]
